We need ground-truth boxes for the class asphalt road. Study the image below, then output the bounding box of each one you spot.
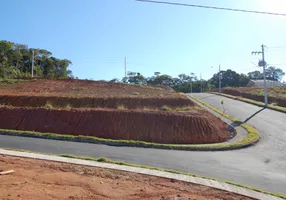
[0,93,285,194]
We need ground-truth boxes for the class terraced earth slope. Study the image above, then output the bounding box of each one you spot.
[0,79,193,109]
[0,107,229,144]
[0,78,230,144]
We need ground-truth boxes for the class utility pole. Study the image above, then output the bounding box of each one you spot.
[219,65,221,94]
[200,72,202,93]
[252,44,268,106]
[124,57,127,79]
[31,49,35,77]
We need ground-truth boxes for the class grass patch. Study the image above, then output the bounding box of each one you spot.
[0,79,19,84]
[65,104,72,110]
[117,105,125,110]
[44,102,53,109]
[160,105,171,111]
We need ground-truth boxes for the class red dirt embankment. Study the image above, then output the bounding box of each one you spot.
[0,95,194,109]
[0,79,180,98]
[217,88,286,107]
[0,107,229,144]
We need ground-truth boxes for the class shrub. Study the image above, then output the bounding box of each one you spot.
[160,105,171,111]
[65,104,72,110]
[45,103,53,109]
[117,105,125,110]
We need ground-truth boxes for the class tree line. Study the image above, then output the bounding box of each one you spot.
[0,40,73,79]
[110,67,285,93]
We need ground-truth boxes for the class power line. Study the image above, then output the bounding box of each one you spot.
[136,0,286,17]
[267,46,286,49]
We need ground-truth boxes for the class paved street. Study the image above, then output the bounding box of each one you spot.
[0,93,285,194]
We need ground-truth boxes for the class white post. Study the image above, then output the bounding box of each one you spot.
[219,65,221,94]
[261,45,268,106]
[124,57,127,79]
[200,72,202,92]
[32,49,34,77]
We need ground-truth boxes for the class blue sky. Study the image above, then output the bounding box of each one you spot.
[1,0,286,81]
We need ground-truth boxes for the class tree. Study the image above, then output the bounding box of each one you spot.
[248,67,285,81]
[210,69,250,88]
[247,70,262,80]
[127,72,146,85]
[0,40,73,79]
[265,66,285,81]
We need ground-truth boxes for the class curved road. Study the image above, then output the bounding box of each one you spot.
[0,93,285,194]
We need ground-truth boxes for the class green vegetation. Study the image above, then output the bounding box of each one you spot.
[111,68,284,94]
[0,78,20,84]
[160,105,171,111]
[65,104,72,110]
[0,40,73,79]
[44,103,53,109]
[116,105,125,110]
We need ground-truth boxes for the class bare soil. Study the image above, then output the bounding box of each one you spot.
[0,79,194,109]
[0,155,255,200]
[0,79,180,98]
[0,107,230,144]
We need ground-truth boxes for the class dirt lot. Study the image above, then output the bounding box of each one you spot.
[0,79,181,98]
[0,155,255,200]
[0,107,230,144]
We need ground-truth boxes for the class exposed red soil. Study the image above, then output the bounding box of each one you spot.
[0,79,194,108]
[0,79,180,98]
[0,107,230,144]
[216,88,286,107]
[0,95,194,109]
[0,155,255,200]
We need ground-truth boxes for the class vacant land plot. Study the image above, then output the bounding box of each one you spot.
[0,155,254,200]
[218,87,286,107]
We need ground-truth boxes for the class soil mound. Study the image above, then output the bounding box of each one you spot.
[0,107,229,144]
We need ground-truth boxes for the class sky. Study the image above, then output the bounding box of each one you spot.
[1,0,286,81]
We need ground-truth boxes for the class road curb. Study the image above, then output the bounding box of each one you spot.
[0,149,283,200]
[186,94,260,148]
[211,92,286,114]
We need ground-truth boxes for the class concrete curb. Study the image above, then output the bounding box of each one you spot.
[186,94,260,147]
[211,92,286,114]
[0,149,282,200]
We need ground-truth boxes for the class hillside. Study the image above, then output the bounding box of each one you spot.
[0,79,180,98]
